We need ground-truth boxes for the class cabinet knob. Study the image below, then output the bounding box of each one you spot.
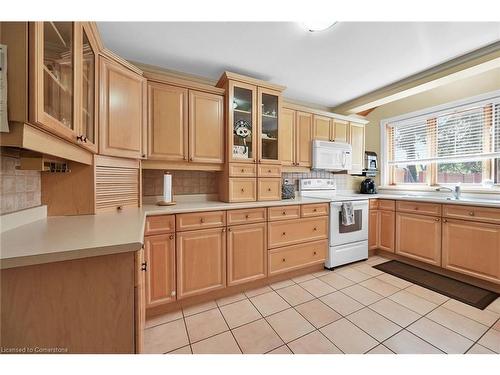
[435,218,440,222]
[189,157,193,161]
[140,261,147,271]
[267,188,271,192]
[313,251,317,256]
[282,258,286,262]
[228,228,231,232]
[268,169,272,173]
[313,208,317,212]
[241,169,245,173]
[282,211,286,215]
[241,188,245,192]
[117,206,123,211]
[313,227,317,231]
[443,219,448,223]
[282,232,286,236]
[253,159,257,163]
[415,207,419,210]
[245,214,250,219]
[141,154,146,158]
[169,234,174,240]
[222,228,226,232]
[171,291,176,296]
[183,156,187,161]
[200,218,205,223]
[469,211,474,216]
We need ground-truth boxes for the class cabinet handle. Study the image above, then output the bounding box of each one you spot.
[268,188,271,192]
[313,251,317,256]
[183,156,187,161]
[253,159,257,163]
[171,291,176,296]
[282,232,286,236]
[222,228,226,233]
[228,228,232,232]
[169,234,174,240]
[469,211,474,216]
[117,206,123,211]
[313,227,317,231]
[313,208,317,212]
[200,218,205,223]
[443,219,448,223]
[435,218,440,222]
[282,211,286,215]
[241,169,245,173]
[268,169,272,173]
[241,188,245,192]
[282,258,286,262]
[189,157,193,161]
[141,261,147,271]
[245,214,250,219]
[415,207,419,210]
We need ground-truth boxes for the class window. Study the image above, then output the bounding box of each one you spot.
[383,92,500,187]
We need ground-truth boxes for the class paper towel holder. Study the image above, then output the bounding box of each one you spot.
[156,172,176,206]
[157,200,176,206]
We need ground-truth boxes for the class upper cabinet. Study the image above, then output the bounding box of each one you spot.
[333,119,348,142]
[145,78,224,167]
[258,88,281,164]
[280,107,295,166]
[296,111,313,167]
[348,122,365,174]
[99,55,146,159]
[312,115,333,142]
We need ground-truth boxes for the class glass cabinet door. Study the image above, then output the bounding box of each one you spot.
[42,22,75,131]
[80,24,97,149]
[230,82,256,162]
[258,88,280,163]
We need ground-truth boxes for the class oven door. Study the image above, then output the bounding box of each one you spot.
[330,201,368,246]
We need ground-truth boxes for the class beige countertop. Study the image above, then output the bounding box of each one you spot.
[0,196,329,270]
[367,192,500,208]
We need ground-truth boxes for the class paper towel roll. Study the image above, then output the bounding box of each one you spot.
[163,174,172,203]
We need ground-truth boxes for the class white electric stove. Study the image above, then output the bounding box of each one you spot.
[299,179,369,269]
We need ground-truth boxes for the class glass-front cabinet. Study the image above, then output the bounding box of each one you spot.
[258,88,281,164]
[229,81,257,163]
[31,22,98,152]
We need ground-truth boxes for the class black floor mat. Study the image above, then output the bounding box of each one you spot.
[373,260,499,310]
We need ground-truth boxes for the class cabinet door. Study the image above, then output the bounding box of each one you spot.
[258,87,281,164]
[395,212,441,266]
[379,210,395,252]
[312,115,331,141]
[148,83,188,161]
[369,210,379,250]
[31,22,78,142]
[227,223,267,286]
[442,219,500,283]
[334,119,348,142]
[296,111,313,167]
[78,23,98,153]
[228,81,257,163]
[177,228,226,299]
[280,108,295,166]
[144,233,176,308]
[189,90,224,164]
[99,57,146,159]
[134,248,145,353]
[348,122,365,174]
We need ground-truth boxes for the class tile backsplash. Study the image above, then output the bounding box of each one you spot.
[0,156,41,214]
[143,170,218,196]
[283,170,364,193]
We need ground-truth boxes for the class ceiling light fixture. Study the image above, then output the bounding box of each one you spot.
[300,21,337,32]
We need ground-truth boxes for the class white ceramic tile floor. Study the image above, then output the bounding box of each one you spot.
[144,255,500,354]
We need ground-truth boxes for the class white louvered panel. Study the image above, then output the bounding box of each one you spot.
[95,165,139,212]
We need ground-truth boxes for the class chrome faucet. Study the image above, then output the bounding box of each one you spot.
[435,185,461,200]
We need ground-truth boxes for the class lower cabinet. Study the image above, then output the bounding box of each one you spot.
[379,210,395,252]
[395,212,442,266]
[269,240,327,276]
[369,210,379,250]
[227,222,267,286]
[144,234,176,308]
[176,227,226,299]
[442,218,500,283]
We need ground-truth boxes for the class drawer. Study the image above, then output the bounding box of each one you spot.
[257,178,281,201]
[268,217,328,249]
[176,211,226,231]
[369,199,379,210]
[227,207,267,225]
[228,178,257,202]
[268,205,301,221]
[301,203,329,218]
[378,199,395,211]
[257,164,282,178]
[396,200,441,216]
[268,240,327,276]
[443,204,500,225]
[229,163,257,177]
[144,215,175,236]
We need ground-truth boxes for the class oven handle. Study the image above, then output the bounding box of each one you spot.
[331,201,368,209]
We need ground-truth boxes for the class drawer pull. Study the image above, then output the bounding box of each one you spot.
[282,211,286,215]
[313,227,317,231]
[268,188,272,192]
[241,188,245,192]
[282,232,286,236]
[415,207,419,210]
[435,218,440,222]
[169,234,174,240]
[313,208,317,212]
[241,169,245,173]
[200,218,205,223]
[245,214,250,219]
[268,169,272,173]
[443,219,448,223]
[469,211,475,216]
[282,258,286,262]
[313,251,317,256]
[222,228,226,232]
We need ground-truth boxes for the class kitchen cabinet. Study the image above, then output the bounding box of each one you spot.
[334,119,348,142]
[268,216,328,249]
[258,87,281,164]
[189,90,224,164]
[395,212,441,266]
[176,228,226,299]
[312,115,334,142]
[99,55,146,159]
[296,111,313,167]
[269,240,327,276]
[144,234,176,308]
[147,83,188,161]
[348,122,365,174]
[369,209,379,250]
[379,210,395,252]
[280,107,296,166]
[257,178,281,201]
[442,218,500,284]
[227,222,267,286]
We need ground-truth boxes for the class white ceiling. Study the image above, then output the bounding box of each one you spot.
[97,22,500,108]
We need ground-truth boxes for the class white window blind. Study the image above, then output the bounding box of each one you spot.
[387,98,500,166]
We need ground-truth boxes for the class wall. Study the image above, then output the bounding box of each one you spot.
[0,156,41,214]
[142,170,218,196]
[363,67,500,185]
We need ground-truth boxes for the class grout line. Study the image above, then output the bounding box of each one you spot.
[217,306,244,354]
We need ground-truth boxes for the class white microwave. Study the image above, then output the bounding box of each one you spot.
[312,140,352,171]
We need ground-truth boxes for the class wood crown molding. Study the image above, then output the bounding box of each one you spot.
[141,69,225,95]
[216,71,286,92]
[283,102,368,125]
[332,41,500,115]
[99,48,143,75]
